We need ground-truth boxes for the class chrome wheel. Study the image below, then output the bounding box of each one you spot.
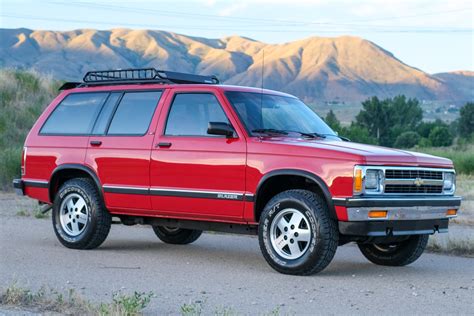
[59,193,89,237]
[270,208,311,260]
[373,243,399,253]
[162,226,180,233]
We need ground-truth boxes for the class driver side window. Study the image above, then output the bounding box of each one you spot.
[165,93,229,136]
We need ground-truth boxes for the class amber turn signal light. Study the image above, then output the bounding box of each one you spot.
[368,210,388,218]
[446,209,457,217]
[354,169,363,192]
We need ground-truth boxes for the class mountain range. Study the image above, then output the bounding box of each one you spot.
[0,28,472,103]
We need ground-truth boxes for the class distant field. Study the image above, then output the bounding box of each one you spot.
[309,100,461,126]
[414,145,474,175]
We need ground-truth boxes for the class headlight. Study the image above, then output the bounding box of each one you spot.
[443,172,455,193]
[365,170,379,189]
[353,167,383,195]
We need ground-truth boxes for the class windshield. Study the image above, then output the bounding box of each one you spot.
[225,91,338,138]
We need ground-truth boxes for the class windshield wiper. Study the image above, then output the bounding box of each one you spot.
[252,128,289,135]
[307,132,327,139]
[252,129,326,139]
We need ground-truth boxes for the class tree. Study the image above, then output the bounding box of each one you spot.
[429,126,453,147]
[355,95,423,147]
[324,110,341,131]
[394,131,420,148]
[340,124,378,145]
[459,102,474,138]
[390,95,423,130]
[417,120,446,138]
[356,96,390,145]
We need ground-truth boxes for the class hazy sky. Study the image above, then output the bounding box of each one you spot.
[1,0,473,73]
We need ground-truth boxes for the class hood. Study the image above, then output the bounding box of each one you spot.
[260,137,453,168]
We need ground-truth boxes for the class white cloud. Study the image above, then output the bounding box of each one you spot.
[202,0,217,7]
[218,3,248,16]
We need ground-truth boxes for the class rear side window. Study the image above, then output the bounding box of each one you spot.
[107,91,162,135]
[41,93,107,135]
[165,93,229,136]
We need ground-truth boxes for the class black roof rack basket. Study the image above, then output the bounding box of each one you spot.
[82,68,219,86]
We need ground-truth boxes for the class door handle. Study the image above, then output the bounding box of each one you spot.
[90,140,102,146]
[156,142,172,148]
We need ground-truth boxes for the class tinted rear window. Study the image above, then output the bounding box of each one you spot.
[107,91,162,135]
[41,93,107,135]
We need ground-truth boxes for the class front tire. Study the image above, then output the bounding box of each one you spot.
[358,234,429,266]
[152,226,202,245]
[52,178,111,249]
[258,189,338,275]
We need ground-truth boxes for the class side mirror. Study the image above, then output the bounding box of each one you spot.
[207,122,235,138]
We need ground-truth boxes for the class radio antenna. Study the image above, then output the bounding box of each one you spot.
[260,49,265,108]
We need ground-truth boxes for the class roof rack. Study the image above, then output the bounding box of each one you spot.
[59,68,219,90]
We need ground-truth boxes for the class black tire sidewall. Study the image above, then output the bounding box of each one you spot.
[259,192,332,272]
[358,235,429,266]
[52,182,97,246]
[153,226,202,244]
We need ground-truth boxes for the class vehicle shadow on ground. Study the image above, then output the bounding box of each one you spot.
[94,235,444,278]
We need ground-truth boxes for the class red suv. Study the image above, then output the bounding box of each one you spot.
[13,68,461,275]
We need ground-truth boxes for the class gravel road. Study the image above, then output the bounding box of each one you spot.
[1,212,473,315]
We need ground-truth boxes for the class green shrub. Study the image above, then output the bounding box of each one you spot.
[394,131,420,148]
[0,148,22,190]
[0,69,59,189]
[417,137,432,147]
[428,126,453,147]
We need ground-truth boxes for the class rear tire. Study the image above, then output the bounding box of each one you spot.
[152,226,202,245]
[52,178,111,249]
[258,189,338,275]
[358,234,429,266]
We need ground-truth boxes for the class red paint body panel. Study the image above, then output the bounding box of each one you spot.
[150,87,247,221]
[22,84,455,223]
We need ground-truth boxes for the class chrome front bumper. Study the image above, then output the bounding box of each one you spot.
[333,196,462,236]
[333,196,461,221]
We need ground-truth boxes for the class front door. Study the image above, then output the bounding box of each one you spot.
[150,89,247,221]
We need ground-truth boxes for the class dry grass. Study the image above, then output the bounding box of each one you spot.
[428,233,474,257]
[0,193,38,218]
[0,283,93,315]
[426,174,474,255]
[452,174,474,226]
[0,282,154,316]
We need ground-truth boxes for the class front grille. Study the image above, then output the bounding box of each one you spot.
[384,184,443,194]
[385,169,443,180]
[383,168,445,194]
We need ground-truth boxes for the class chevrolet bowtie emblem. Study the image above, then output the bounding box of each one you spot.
[413,178,424,187]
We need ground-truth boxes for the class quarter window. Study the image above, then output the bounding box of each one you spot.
[107,91,162,135]
[165,93,229,136]
[92,92,121,135]
[41,93,107,135]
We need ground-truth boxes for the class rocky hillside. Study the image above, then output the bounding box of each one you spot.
[1,28,472,102]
